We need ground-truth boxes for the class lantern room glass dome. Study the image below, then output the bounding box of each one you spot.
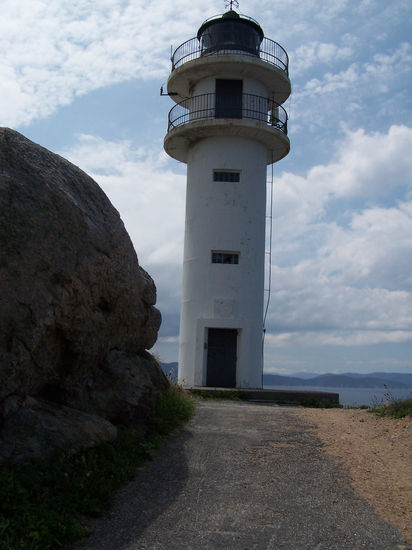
[197,10,264,56]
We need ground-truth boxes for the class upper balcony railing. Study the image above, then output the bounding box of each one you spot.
[167,93,288,134]
[171,35,289,75]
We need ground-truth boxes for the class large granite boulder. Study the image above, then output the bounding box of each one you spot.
[0,128,166,463]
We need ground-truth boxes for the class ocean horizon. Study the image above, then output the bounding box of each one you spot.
[264,385,412,408]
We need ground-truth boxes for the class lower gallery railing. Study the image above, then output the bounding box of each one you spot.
[167,93,288,134]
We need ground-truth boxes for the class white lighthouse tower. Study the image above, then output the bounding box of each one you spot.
[164,4,290,388]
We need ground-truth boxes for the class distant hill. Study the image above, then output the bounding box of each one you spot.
[350,372,412,386]
[292,372,321,379]
[263,372,412,389]
[161,364,412,389]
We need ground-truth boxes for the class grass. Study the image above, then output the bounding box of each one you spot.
[299,396,340,408]
[188,388,247,401]
[0,383,195,550]
[369,391,412,419]
[148,382,196,434]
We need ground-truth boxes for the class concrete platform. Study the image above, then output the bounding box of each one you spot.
[185,386,340,407]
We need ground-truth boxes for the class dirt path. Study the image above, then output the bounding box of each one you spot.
[298,408,412,546]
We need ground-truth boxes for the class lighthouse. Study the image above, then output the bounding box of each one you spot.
[164,4,290,388]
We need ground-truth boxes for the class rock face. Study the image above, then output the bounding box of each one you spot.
[0,128,166,463]
[1,395,117,463]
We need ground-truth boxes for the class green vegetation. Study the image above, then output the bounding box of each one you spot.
[0,384,195,550]
[299,396,341,409]
[370,392,412,419]
[148,382,196,434]
[189,388,247,401]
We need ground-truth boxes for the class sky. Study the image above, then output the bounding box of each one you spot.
[2,0,411,375]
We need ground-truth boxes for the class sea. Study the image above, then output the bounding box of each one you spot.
[264,385,412,408]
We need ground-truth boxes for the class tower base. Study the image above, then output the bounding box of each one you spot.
[185,387,341,407]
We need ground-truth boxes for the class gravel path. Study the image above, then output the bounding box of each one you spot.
[72,400,408,550]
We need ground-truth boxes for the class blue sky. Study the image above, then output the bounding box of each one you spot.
[2,0,412,375]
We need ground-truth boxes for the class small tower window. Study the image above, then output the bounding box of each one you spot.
[213,170,240,182]
[212,251,239,264]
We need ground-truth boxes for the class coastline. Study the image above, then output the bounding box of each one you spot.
[265,385,412,407]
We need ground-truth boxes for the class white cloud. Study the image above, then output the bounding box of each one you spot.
[291,43,412,134]
[0,0,219,127]
[264,125,412,347]
[364,42,412,85]
[158,336,179,344]
[266,330,412,347]
[318,202,412,289]
[291,38,355,76]
[310,125,412,198]
[300,64,359,96]
[268,268,412,332]
[273,125,412,244]
[60,134,186,268]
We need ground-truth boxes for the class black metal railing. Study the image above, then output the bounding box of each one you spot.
[171,35,289,74]
[167,93,288,134]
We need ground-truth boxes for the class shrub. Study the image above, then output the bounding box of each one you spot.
[370,388,412,419]
[371,397,412,419]
[149,383,195,435]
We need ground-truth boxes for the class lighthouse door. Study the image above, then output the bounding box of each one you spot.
[206,328,237,387]
[215,79,242,119]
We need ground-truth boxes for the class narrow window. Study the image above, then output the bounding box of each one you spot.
[212,251,239,264]
[213,170,240,182]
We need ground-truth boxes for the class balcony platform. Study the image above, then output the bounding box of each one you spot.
[164,117,290,164]
[168,54,291,105]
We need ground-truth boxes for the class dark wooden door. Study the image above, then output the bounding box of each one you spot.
[215,79,242,119]
[206,328,237,387]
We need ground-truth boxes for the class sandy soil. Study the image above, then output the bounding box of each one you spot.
[297,407,412,546]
